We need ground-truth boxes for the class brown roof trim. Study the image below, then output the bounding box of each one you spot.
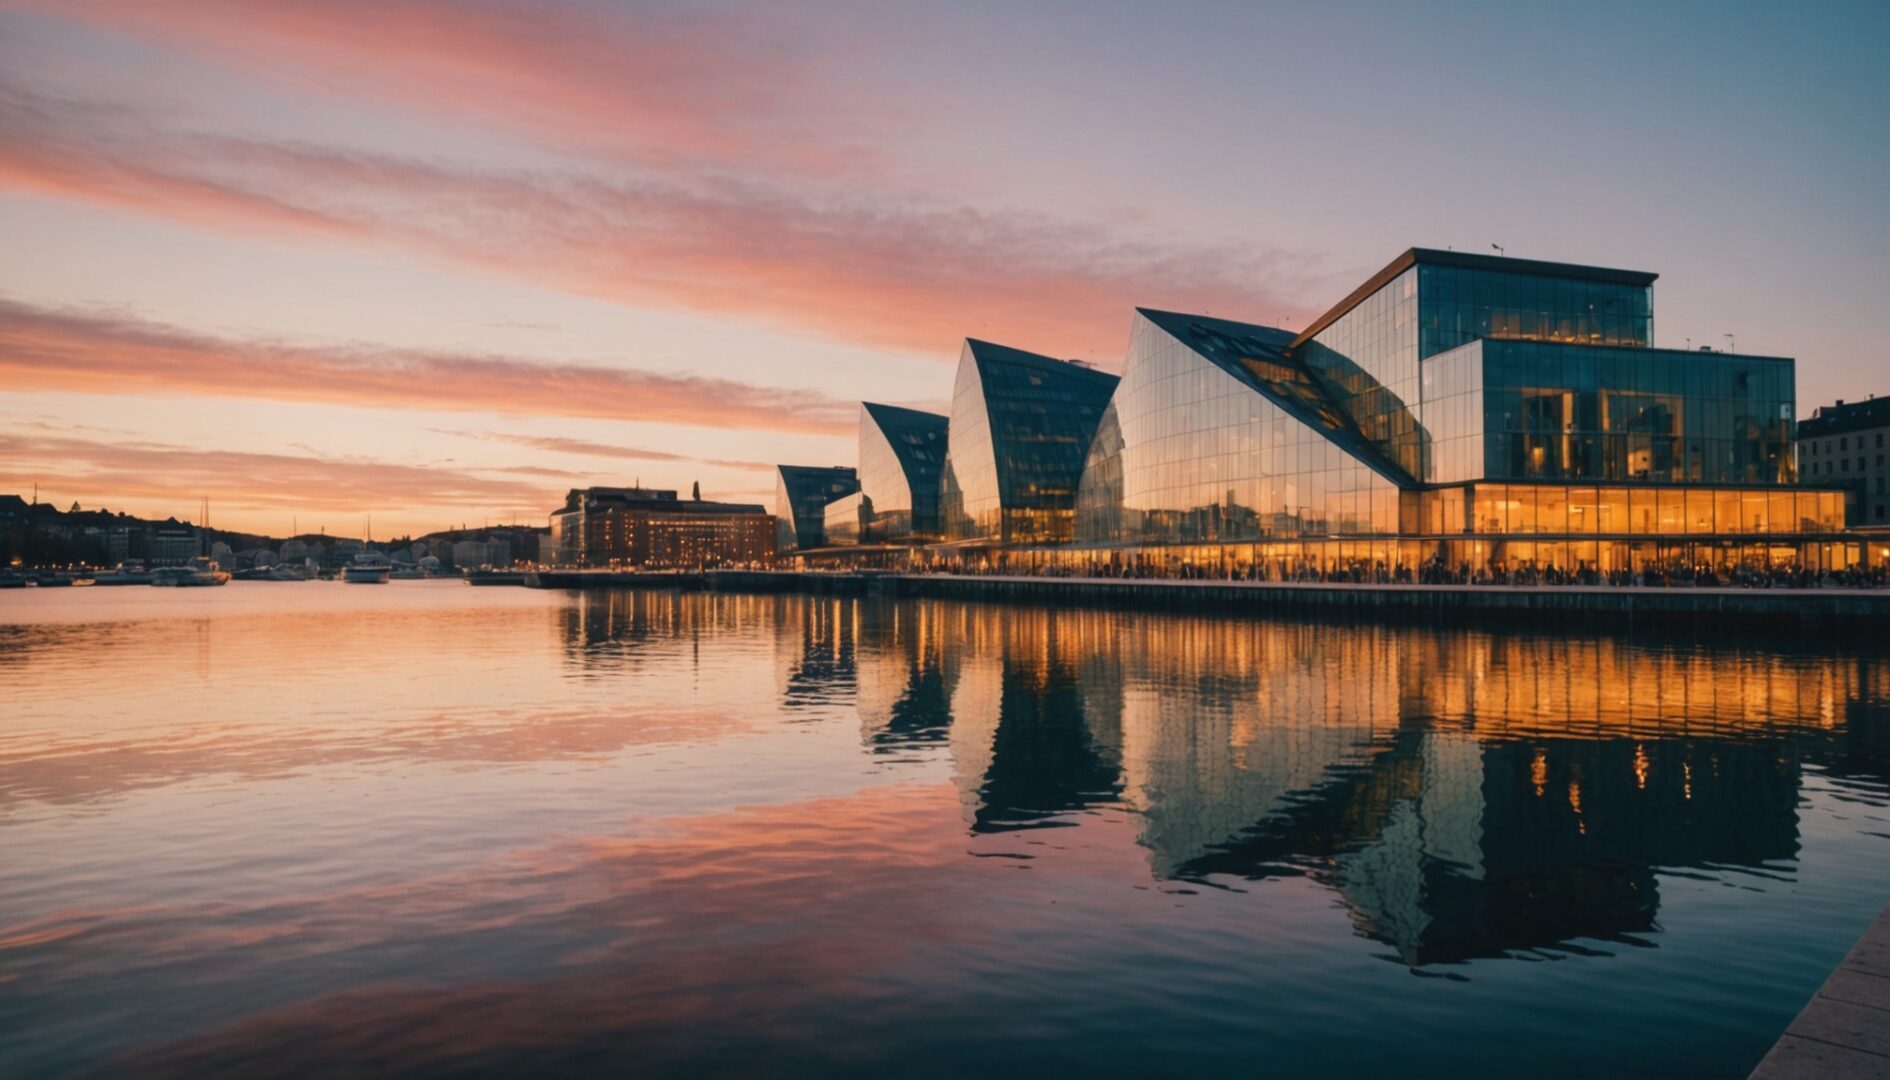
[1288,248,1660,351]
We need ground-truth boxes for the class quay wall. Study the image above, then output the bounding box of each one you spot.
[696,571,1890,626]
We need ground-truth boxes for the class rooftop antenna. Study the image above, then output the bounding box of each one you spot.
[1491,243,1506,256]
[1724,332,1735,354]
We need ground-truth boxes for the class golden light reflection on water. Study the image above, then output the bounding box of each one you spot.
[1,583,1887,1076]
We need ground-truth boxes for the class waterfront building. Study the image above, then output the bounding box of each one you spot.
[938,339,1120,546]
[1799,396,1890,526]
[1061,249,1852,578]
[549,486,775,569]
[774,465,859,551]
[822,403,948,545]
[147,526,198,566]
[451,539,493,569]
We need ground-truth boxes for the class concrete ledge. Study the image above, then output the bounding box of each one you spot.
[1752,905,1890,1078]
[883,574,1890,626]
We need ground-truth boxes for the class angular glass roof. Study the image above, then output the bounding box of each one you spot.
[1136,308,1415,486]
[861,401,949,483]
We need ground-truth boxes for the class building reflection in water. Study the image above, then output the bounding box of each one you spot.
[554,591,1886,966]
[820,597,1889,967]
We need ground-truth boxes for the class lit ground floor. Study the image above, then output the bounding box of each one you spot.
[796,534,1890,587]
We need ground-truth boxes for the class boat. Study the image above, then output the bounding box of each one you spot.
[151,557,230,587]
[0,569,25,589]
[94,560,155,585]
[342,551,393,584]
[267,565,310,581]
[389,566,427,580]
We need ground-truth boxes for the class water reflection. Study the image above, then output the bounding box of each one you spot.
[818,600,1889,965]
[2,587,1887,1076]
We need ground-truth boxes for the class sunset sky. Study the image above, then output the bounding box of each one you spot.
[3,0,1885,538]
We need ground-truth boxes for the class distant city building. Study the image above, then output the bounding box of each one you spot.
[549,486,775,568]
[1799,396,1890,526]
[823,403,948,545]
[451,539,490,568]
[99,526,129,565]
[773,465,858,551]
[147,526,198,566]
[939,339,1119,545]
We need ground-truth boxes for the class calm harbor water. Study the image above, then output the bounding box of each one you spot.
[2,582,1887,1077]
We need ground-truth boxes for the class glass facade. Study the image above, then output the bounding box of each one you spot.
[940,340,1119,544]
[1075,310,1404,545]
[822,490,865,546]
[1422,340,1796,485]
[1416,261,1652,357]
[1291,255,1658,484]
[853,402,947,542]
[774,465,858,550]
[1437,484,1842,536]
[1294,267,1424,480]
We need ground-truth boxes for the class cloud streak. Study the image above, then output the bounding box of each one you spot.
[0,296,856,435]
[0,78,1316,360]
[0,431,561,522]
[439,431,775,473]
[21,0,885,177]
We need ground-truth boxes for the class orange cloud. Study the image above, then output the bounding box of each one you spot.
[0,79,1315,361]
[0,296,857,435]
[0,431,562,521]
[440,430,776,473]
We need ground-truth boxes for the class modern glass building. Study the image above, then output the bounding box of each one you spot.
[1060,249,1852,578]
[1074,308,1406,547]
[939,339,1119,545]
[823,403,948,544]
[773,465,859,551]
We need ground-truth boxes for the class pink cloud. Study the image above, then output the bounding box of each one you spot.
[17,0,884,176]
[0,296,857,435]
[0,80,1317,361]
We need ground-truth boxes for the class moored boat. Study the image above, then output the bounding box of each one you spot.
[151,557,230,587]
[342,551,393,584]
[94,560,155,585]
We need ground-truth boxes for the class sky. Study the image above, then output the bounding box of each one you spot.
[2,0,1885,538]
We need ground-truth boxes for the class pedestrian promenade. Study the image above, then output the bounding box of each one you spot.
[1751,905,1890,1078]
